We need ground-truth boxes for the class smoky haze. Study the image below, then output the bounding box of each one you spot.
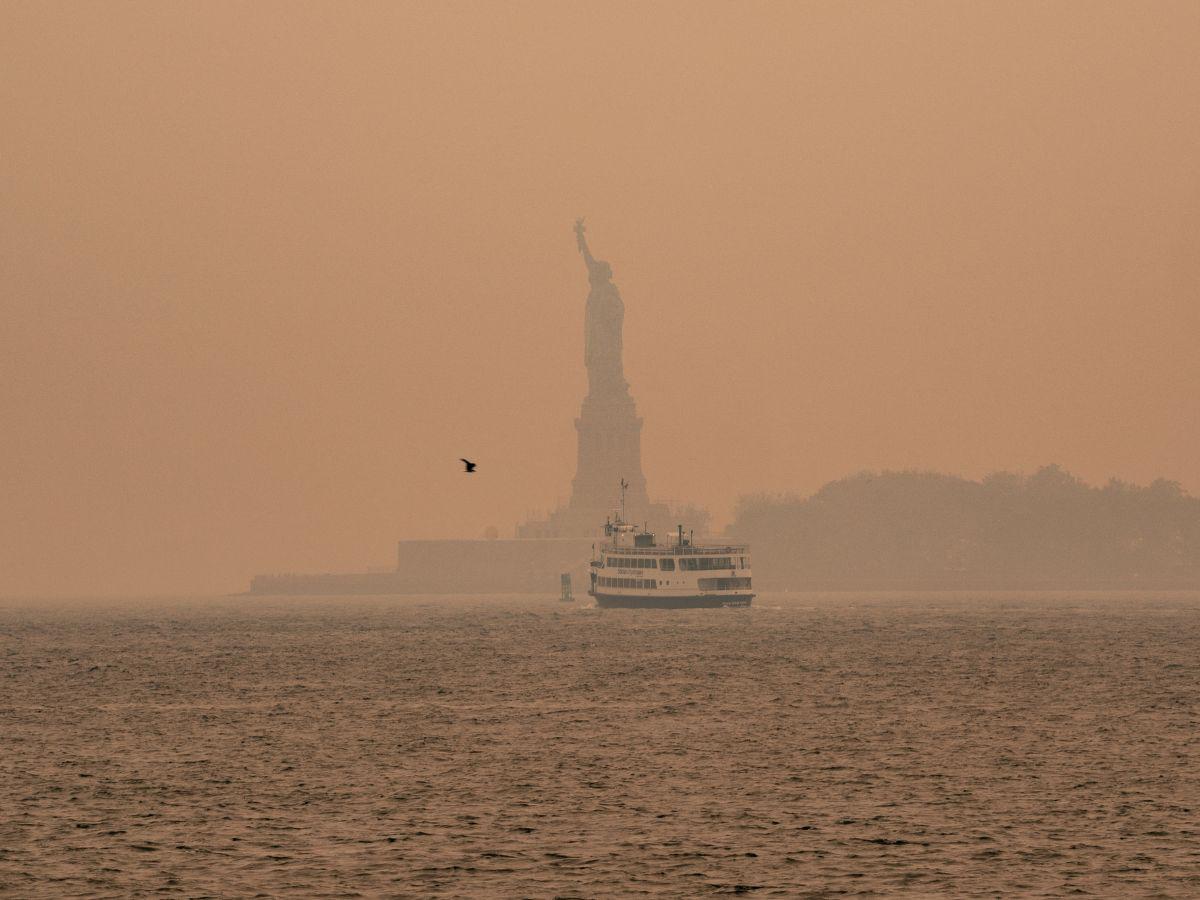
[2,3,1198,596]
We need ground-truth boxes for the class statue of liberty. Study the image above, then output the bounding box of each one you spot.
[574,218,627,398]
[513,219,707,539]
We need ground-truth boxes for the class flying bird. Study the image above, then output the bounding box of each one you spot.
[460,458,477,474]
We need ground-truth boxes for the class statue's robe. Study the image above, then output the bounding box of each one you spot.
[584,274,626,396]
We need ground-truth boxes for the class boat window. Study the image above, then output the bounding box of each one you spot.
[607,556,659,569]
[678,557,734,571]
[600,575,659,589]
[698,576,752,591]
[659,558,675,572]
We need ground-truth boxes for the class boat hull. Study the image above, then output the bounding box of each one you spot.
[590,592,753,609]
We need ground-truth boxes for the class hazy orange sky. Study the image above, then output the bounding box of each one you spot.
[3,3,1198,596]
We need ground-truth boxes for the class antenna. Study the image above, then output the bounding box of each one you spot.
[619,478,628,522]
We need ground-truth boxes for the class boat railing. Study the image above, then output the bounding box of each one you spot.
[602,544,749,556]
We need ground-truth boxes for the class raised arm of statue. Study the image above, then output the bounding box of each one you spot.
[575,217,596,269]
[574,217,614,284]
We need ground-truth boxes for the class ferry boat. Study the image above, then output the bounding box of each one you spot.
[588,499,753,609]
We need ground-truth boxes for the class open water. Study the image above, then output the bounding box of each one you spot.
[1,592,1198,897]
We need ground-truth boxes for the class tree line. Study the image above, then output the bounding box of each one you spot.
[727,466,1200,589]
